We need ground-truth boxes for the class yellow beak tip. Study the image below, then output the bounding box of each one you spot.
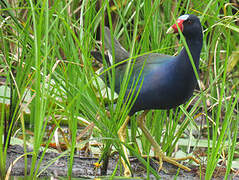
[166,26,175,34]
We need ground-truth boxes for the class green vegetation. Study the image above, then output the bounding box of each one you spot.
[0,0,238,179]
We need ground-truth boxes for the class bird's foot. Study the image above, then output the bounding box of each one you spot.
[173,155,200,165]
[161,154,193,171]
[142,153,200,172]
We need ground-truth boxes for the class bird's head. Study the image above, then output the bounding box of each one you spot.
[166,14,202,38]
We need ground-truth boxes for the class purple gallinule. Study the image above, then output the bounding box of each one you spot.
[92,14,202,176]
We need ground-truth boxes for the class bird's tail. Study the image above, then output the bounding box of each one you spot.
[90,51,111,66]
[91,27,129,65]
[104,27,129,63]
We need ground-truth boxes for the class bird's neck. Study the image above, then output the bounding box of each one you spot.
[178,36,203,69]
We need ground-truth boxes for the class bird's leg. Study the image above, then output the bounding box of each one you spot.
[138,110,163,170]
[117,115,131,177]
[138,110,199,172]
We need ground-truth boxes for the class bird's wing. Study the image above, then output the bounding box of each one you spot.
[116,53,172,74]
[114,53,173,92]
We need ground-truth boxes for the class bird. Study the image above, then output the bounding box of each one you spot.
[91,14,203,176]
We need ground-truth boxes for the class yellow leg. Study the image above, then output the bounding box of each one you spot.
[117,116,131,177]
[138,110,200,171]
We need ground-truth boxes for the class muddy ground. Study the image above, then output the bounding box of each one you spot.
[4,145,238,179]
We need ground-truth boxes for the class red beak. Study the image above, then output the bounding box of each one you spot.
[166,14,189,34]
[171,19,184,33]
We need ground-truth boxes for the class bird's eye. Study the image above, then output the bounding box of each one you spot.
[186,20,193,24]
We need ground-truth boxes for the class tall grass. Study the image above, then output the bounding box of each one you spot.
[0,0,238,179]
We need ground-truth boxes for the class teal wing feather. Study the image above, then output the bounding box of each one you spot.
[114,53,173,92]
